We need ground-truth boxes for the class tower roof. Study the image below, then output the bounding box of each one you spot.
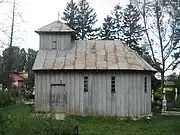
[35,21,74,33]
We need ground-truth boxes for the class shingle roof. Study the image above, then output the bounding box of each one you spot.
[32,40,156,71]
[35,21,74,33]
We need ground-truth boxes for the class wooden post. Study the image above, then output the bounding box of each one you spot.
[152,89,154,103]
[175,88,178,101]
[162,88,167,112]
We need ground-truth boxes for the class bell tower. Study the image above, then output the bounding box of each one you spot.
[35,20,74,51]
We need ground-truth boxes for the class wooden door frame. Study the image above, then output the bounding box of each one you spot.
[49,83,66,112]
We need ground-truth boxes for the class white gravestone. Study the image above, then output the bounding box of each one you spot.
[152,89,154,103]
[175,88,178,101]
[162,89,167,112]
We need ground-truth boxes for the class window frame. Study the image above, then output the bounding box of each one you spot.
[84,76,88,92]
[52,40,57,49]
[144,77,147,93]
[111,76,116,93]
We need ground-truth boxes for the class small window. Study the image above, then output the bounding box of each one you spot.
[84,76,88,92]
[111,76,116,93]
[144,77,147,92]
[52,41,57,49]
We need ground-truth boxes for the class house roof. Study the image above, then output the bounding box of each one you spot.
[35,21,74,33]
[32,40,156,72]
[10,72,28,81]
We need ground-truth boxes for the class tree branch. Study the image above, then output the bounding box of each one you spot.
[165,58,178,71]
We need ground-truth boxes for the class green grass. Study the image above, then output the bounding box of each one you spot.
[1,104,180,135]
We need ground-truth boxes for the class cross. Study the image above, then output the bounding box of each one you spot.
[58,12,60,22]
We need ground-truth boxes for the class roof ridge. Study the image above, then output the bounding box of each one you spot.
[35,21,57,32]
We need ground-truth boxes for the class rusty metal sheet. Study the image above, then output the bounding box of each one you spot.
[64,42,76,69]
[74,41,86,69]
[85,40,97,69]
[53,51,66,69]
[33,40,156,72]
[43,50,57,69]
[32,50,47,70]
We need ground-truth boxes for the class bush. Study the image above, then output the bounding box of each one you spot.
[0,112,8,135]
[0,91,14,107]
[154,88,175,102]
[0,89,20,107]
[154,89,163,101]
[10,89,20,98]
[0,112,78,135]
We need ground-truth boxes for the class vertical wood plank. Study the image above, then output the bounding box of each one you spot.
[121,72,125,117]
[98,72,102,115]
[124,73,128,117]
[101,72,106,116]
[35,73,39,110]
[79,73,83,115]
[106,74,111,115]
[89,72,93,115]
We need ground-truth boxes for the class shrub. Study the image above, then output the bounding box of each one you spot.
[0,89,21,107]
[10,89,20,98]
[0,112,8,135]
[154,89,163,101]
[0,91,14,107]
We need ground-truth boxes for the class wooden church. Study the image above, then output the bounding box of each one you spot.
[32,20,156,117]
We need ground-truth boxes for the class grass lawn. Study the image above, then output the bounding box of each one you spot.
[1,104,180,135]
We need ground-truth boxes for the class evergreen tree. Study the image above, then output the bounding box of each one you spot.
[100,15,115,40]
[62,0,78,39]
[121,4,144,55]
[76,0,99,40]
[19,48,27,71]
[111,4,123,40]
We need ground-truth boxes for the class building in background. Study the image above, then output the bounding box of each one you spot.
[10,71,28,88]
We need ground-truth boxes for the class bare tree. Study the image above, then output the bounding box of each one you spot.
[0,0,25,88]
[133,0,180,89]
[0,0,24,48]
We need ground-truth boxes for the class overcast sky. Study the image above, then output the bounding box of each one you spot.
[0,0,129,51]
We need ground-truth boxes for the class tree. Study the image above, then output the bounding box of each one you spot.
[19,48,27,71]
[111,4,123,40]
[76,0,99,40]
[100,15,115,40]
[0,0,24,48]
[61,0,78,39]
[133,0,180,89]
[121,4,144,55]
[26,48,37,71]
[1,0,25,89]
[3,46,20,72]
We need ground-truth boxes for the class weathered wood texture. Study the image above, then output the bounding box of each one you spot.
[39,33,72,50]
[34,70,152,117]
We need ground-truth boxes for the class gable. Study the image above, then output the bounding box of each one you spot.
[35,21,74,33]
[33,40,156,71]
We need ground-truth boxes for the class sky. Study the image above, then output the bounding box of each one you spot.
[0,0,129,51]
[0,0,178,76]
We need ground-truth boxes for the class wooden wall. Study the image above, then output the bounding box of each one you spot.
[34,70,152,117]
[39,33,72,50]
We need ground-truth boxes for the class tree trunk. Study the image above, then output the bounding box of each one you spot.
[8,0,16,89]
[161,71,164,91]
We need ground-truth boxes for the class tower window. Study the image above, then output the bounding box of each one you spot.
[111,76,115,93]
[52,41,57,49]
[84,76,88,92]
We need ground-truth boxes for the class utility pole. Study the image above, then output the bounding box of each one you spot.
[8,0,16,89]
[10,0,15,48]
